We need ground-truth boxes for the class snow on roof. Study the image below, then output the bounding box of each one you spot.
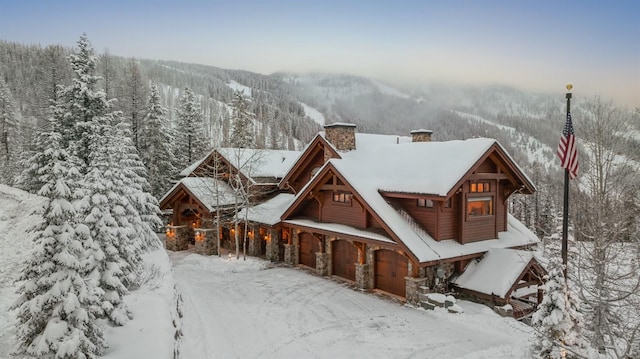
[450,248,535,298]
[160,177,238,212]
[178,148,301,180]
[237,193,295,226]
[284,218,395,244]
[217,148,300,180]
[333,137,496,196]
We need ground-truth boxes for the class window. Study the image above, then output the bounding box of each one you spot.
[417,198,433,208]
[333,192,351,203]
[467,196,493,217]
[470,182,491,193]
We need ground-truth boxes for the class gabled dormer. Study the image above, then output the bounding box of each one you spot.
[278,133,341,193]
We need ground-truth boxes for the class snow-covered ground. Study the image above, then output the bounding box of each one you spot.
[172,252,534,359]
[1,185,535,358]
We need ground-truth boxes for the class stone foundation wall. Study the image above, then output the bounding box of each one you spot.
[194,229,217,255]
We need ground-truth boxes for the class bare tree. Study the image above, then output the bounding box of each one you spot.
[573,96,640,358]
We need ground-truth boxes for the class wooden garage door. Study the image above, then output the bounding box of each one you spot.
[332,240,358,281]
[299,233,320,268]
[375,250,408,297]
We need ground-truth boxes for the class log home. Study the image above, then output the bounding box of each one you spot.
[160,123,545,318]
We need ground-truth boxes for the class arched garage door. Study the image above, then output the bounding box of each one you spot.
[299,233,320,268]
[332,240,358,281]
[375,250,408,297]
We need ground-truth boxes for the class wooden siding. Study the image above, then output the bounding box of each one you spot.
[290,150,324,193]
[496,181,507,232]
[439,194,459,240]
[476,159,497,173]
[398,198,437,238]
[300,199,320,219]
[320,191,365,228]
[332,240,357,281]
[375,250,408,297]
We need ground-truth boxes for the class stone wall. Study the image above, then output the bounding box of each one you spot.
[194,228,217,255]
[405,277,429,305]
[355,263,371,290]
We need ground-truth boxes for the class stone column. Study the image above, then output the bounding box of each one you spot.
[248,225,260,256]
[266,229,280,262]
[405,277,429,306]
[284,244,297,265]
[175,226,189,251]
[355,263,371,290]
[316,253,330,276]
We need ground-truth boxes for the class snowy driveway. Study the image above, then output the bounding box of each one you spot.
[170,251,533,359]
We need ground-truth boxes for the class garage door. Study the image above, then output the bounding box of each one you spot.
[332,240,358,281]
[375,250,408,297]
[299,233,320,268]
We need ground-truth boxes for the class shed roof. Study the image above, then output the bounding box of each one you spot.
[237,193,295,226]
[450,248,536,298]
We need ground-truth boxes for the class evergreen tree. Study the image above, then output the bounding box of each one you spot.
[140,82,176,198]
[120,59,147,150]
[0,78,19,183]
[532,258,586,359]
[11,122,106,358]
[54,33,110,173]
[229,90,254,148]
[175,87,207,165]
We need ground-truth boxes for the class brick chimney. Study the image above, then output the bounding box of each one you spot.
[410,129,433,142]
[324,122,356,151]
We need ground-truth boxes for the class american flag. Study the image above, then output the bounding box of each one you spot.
[557,112,579,179]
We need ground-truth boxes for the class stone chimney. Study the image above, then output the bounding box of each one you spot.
[410,129,433,143]
[324,122,356,151]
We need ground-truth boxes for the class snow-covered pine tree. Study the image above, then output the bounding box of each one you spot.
[532,257,586,359]
[80,113,142,326]
[11,121,106,358]
[140,82,176,199]
[54,33,111,173]
[175,87,208,165]
[229,90,254,148]
[0,78,20,184]
[120,59,147,151]
[113,119,163,250]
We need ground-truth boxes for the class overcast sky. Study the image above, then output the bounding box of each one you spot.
[1,0,638,107]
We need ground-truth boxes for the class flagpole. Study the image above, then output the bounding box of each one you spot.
[561,85,572,279]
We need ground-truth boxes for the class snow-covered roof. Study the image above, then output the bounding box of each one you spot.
[237,193,295,226]
[332,138,495,196]
[286,132,539,263]
[450,248,535,298]
[159,177,238,212]
[179,148,301,180]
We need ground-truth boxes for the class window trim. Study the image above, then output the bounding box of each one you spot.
[332,191,352,204]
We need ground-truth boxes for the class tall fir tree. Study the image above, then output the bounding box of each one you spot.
[139,82,176,199]
[0,78,19,184]
[54,33,111,173]
[120,59,147,150]
[11,121,106,358]
[175,87,207,166]
[229,90,254,148]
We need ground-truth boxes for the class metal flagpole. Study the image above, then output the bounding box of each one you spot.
[561,84,572,279]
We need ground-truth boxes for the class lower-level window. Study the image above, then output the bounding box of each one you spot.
[467,196,493,217]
